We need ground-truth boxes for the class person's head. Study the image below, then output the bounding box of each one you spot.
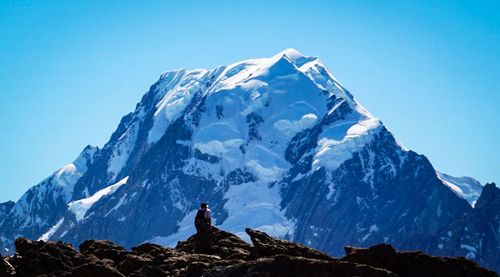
[200,203,208,209]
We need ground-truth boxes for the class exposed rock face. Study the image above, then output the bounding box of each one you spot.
[0,228,495,276]
[245,228,333,260]
[176,226,253,259]
[429,182,500,272]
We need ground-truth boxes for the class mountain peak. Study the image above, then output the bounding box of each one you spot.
[475,182,499,210]
[2,50,498,273]
[273,48,317,68]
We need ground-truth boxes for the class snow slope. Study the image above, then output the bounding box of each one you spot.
[437,172,483,207]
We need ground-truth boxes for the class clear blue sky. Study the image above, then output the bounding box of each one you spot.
[0,0,498,202]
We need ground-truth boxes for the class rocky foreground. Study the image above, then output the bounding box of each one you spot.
[0,227,496,277]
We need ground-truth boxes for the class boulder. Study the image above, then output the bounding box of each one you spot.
[13,238,87,276]
[79,240,127,263]
[176,226,253,259]
[245,228,333,261]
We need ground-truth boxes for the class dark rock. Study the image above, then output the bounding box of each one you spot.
[7,228,496,276]
[431,182,500,273]
[13,237,87,276]
[129,265,168,277]
[71,262,125,277]
[116,254,153,275]
[0,254,15,276]
[245,228,333,260]
[79,240,127,263]
[342,243,497,277]
[205,255,395,277]
[131,243,177,259]
[176,226,253,259]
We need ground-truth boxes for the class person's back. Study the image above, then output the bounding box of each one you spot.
[194,203,211,233]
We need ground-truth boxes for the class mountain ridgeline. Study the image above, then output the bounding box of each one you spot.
[0,49,498,272]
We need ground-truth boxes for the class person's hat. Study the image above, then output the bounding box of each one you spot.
[200,203,208,208]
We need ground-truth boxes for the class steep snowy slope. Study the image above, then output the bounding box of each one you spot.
[437,172,483,206]
[0,49,497,271]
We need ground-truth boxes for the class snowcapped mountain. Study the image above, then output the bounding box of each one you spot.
[0,49,498,272]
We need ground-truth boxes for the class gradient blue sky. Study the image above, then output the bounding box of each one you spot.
[0,0,499,202]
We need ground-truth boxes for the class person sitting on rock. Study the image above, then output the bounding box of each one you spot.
[195,202,212,233]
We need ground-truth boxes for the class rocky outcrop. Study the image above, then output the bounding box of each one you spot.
[245,228,333,260]
[0,228,495,276]
[176,226,253,260]
[342,244,495,277]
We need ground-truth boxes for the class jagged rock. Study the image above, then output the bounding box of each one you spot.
[131,243,173,257]
[205,255,395,277]
[129,265,168,277]
[79,240,127,263]
[116,253,153,275]
[13,238,87,276]
[342,243,497,277]
[6,228,496,276]
[0,254,15,276]
[245,228,333,260]
[176,226,253,259]
[71,262,125,277]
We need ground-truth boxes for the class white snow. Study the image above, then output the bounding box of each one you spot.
[108,124,139,177]
[105,193,127,217]
[326,178,337,200]
[460,244,477,259]
[460,244,477,252]
[52,146,98,202]
[218,180,295,241]
[437,172,482,207]
[75,49,412,250]
[148,210,198,247]
[361,224,380,242]
[149,178,296,246]
[313,118,381,171]
[273,113,318,138]
[68,176,128,222]
[38,218,64,241]
[147,69,209,144]
[164,49,391,244]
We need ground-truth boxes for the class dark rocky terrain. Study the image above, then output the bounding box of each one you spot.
[0,227,495,277]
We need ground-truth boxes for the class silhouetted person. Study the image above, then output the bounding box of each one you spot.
[195,203,212,233]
